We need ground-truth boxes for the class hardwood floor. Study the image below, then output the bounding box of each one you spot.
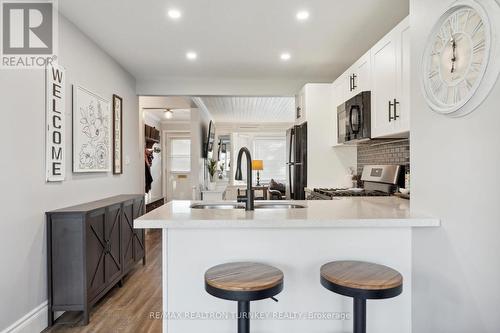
[44,229,162,333]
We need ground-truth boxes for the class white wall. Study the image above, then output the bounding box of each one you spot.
[190,108,213,199]
[410,1,500,332]
[304,84,357,188]
[0,14,141,332]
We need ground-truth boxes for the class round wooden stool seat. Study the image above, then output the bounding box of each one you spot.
[320,261,403,299]
[205,262,284,301]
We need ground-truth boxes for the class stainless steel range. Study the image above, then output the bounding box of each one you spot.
[307,165,404,200]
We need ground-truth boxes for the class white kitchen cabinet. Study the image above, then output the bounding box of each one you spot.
[349,50,372,97]
[337,72,351,104]
[330,79,343,146]
[295,87,306,124]
[336,50,372,104]
[395,20,410,135]
[371,17,410,138]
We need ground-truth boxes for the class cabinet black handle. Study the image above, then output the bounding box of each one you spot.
[388,100,393,122]
[349,75,353,91]
[393,98,400,120]
[352,74,357,91]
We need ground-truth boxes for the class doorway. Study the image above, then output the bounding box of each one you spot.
[164,132,192,201]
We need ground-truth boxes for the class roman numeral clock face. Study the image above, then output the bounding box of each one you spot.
[422,1,500,116]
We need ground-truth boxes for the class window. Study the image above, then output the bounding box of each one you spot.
[253,137,286,182]
[169,138,191,172]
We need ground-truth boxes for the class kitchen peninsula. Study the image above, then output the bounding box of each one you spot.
[135,198,439,333]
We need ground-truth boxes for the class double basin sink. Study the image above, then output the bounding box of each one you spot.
[190,202,306,210]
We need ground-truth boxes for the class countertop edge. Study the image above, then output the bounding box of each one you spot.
[134,218,440,229]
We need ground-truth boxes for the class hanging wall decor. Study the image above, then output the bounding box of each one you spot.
[421,0,500,117]
[112,94,123,174]
[73,85,111,173]
[45,63,66,182]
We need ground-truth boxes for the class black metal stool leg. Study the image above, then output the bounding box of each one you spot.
[353,298,366,333]
[238,301,250,333]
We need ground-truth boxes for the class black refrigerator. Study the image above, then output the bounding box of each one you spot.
[286,122,307,200]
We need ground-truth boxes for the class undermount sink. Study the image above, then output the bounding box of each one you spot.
[255,203,306,209]
[190,203,244,210]
[190,203,307,210]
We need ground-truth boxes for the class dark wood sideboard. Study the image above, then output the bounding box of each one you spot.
[46,194,146,326]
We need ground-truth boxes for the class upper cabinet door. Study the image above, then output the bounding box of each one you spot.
[371,31,398,138]
[330,79,342,146]
[351,50,371,95]
[336,72,351,105]
[295,88,306,124]
[371,17,410,138]
[395,19,410,134]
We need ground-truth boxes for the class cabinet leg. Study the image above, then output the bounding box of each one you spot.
[82,309,89,325]
[118,278,124,287]
[47,309,54,327]
[142,256,146,266]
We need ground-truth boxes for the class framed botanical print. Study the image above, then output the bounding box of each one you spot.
[112,94,123,174]
[73,85,111,173]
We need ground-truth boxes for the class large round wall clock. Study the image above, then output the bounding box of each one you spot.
[422,0,500,117]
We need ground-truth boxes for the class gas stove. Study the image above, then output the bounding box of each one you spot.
[307,165,404,200]
[312,188,391,198]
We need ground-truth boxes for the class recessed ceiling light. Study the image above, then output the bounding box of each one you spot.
[280,53,291,61]
[296,11,310,21]
[164,109,174,119]
[186,52,197,60]
[167,9,182,19]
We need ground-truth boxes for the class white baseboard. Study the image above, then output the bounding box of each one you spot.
[0,302,48,333]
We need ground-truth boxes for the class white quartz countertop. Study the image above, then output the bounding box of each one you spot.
[134,197,439,229]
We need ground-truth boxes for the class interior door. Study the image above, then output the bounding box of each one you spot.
[371,32,398,138]
[166,134,192,201]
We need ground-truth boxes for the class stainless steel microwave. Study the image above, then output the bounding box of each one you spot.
[337,91,371,144]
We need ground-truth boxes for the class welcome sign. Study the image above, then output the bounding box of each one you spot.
[45,63,65,181]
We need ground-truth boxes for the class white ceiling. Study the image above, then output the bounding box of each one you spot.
[198,96,295,123]
[59,0,409,92]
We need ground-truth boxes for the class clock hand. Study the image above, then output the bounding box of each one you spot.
[450,37,457,73]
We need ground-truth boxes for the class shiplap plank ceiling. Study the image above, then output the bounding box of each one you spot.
[199,96,295,123]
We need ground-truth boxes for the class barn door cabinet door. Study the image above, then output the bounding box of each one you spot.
[85,208,108,301]
[122,200,135,274]
[104,203,122,285]
[133,197,146,263]
[85,204,123,303]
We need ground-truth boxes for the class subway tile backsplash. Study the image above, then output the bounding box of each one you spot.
[357,139,410,175]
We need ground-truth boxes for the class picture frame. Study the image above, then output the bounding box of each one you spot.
[112,94,123,174]
[72,85,111,173]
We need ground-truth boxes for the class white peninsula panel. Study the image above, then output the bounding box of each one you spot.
[135,198,439,332]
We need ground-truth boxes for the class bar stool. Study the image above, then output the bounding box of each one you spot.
[205,262,283,333]
[320,260,403,333]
